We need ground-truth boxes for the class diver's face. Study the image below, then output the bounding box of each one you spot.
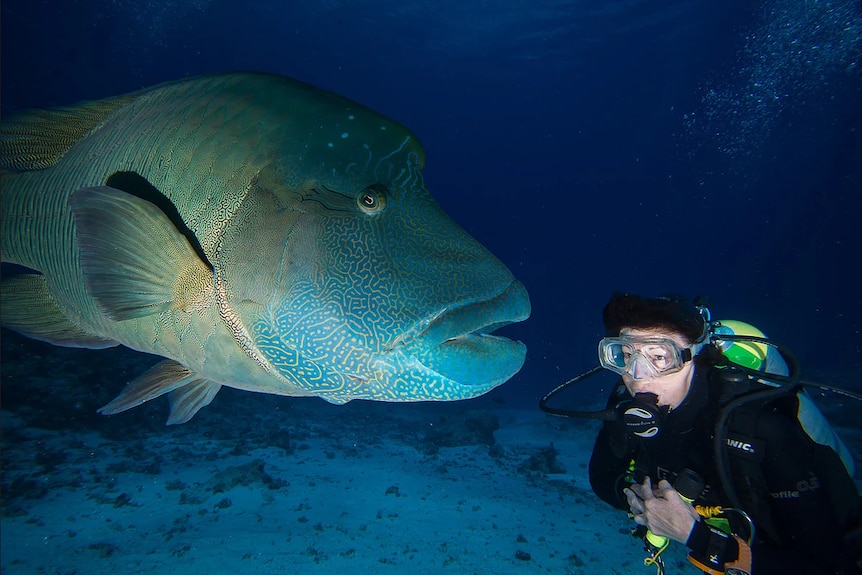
[619,328,695,410]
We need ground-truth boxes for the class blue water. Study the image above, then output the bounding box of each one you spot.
[1,1,861,572]
[3,0,861,395]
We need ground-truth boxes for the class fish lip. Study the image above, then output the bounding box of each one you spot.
[394,280,531,351]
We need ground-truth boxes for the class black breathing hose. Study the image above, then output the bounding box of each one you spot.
[711,334,803,510]
[538,364,617,420]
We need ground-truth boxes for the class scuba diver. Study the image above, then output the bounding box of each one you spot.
[540,293,861,575]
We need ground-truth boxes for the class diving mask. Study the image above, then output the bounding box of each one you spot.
[598,336,694,380]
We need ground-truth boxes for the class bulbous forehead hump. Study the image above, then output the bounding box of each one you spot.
[250,74,426,184]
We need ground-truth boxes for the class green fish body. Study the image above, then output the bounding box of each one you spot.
[0,72,530,423]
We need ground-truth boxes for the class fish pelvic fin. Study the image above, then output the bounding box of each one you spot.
[0,95,136,171]
[69,186,215,321]
[0,274,119,349]
[166,379,222,425]
[98,359,222,425]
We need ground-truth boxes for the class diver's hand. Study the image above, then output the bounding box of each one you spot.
[624,483,647,524]
[624,477,699,544]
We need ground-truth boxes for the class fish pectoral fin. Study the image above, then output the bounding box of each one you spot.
[0,274,119,349]
[69,186,214,321]
[98,359,221,424]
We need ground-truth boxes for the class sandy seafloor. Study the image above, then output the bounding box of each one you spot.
[2,333,860,575]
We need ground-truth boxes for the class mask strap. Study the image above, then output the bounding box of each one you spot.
[694,303,712,344]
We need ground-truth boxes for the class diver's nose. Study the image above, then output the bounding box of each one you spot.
[627,355,652,381]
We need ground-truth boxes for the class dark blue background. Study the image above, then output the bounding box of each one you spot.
[3,0,861,407]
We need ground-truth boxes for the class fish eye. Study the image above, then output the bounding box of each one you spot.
[357,185,387,214]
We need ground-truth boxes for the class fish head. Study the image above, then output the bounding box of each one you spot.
[218,83,530,403]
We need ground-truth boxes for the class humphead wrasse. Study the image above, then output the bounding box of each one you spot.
[0,72,530,424]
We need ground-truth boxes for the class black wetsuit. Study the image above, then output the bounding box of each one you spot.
[588,358,861,574]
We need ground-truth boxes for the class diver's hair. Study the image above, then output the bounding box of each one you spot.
[602,292,705,344]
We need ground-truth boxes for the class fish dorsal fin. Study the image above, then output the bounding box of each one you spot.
[0,95,136,171]
[69,185,214,321]
[98,359,222,424]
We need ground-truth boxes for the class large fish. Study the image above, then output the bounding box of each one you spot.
[0,72,530,424]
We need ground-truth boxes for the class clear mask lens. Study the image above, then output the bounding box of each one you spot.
[598,337,690,380]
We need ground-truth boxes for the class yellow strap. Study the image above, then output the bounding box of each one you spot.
[643,536,670,568]
[695,505,724,518]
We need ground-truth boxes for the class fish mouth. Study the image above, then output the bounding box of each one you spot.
[397,280,531,391]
